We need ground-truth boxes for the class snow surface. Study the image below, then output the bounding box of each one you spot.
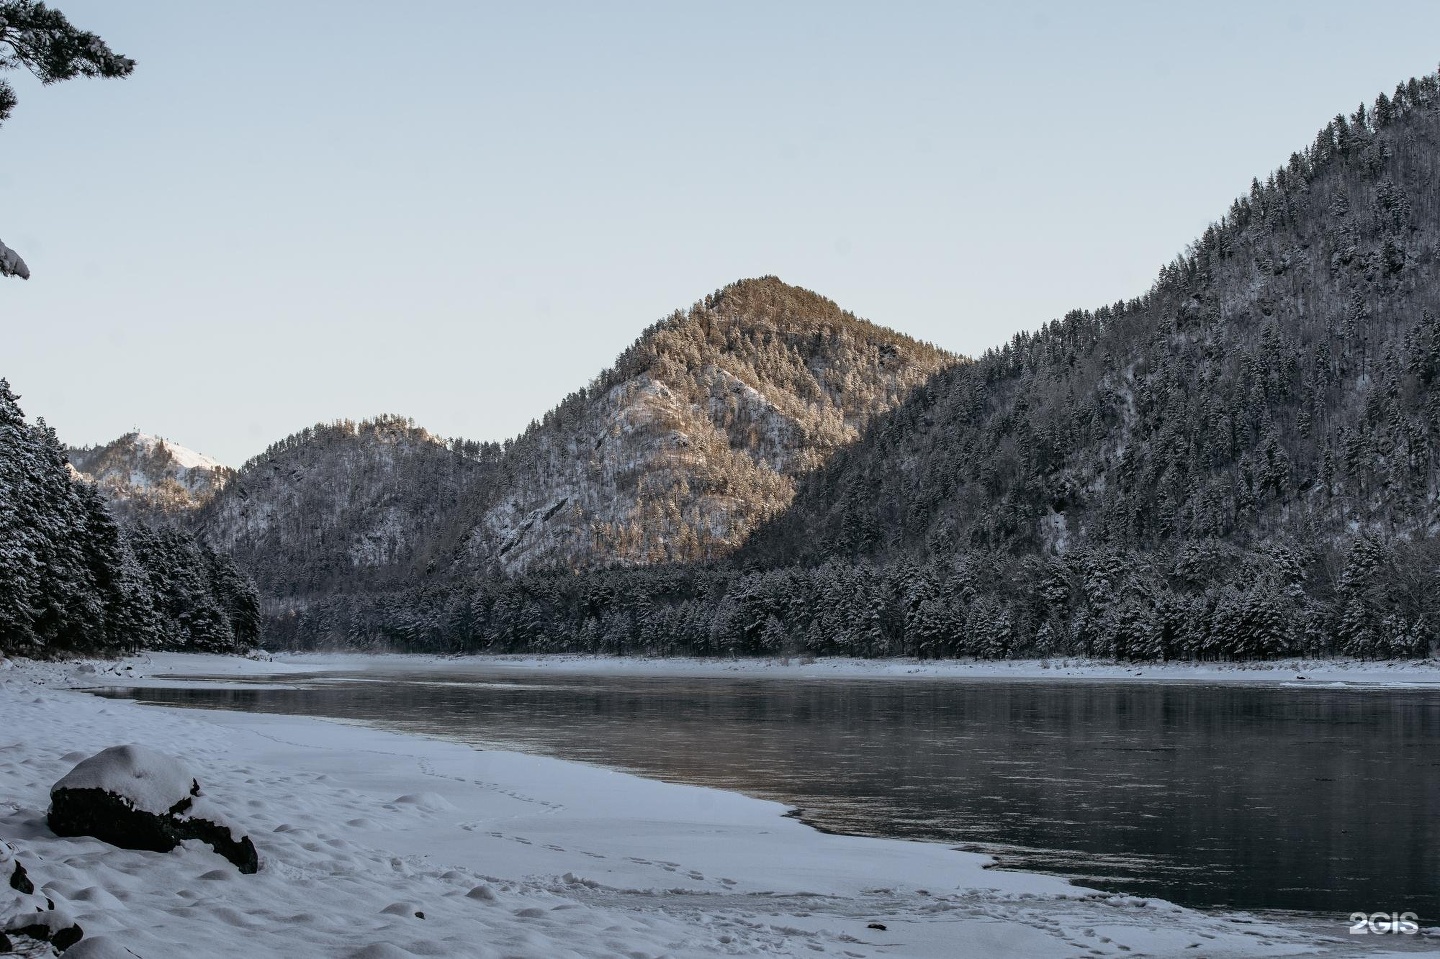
[0,654,1429,957]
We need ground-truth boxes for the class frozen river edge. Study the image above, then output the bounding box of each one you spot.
[0,653,1431,958]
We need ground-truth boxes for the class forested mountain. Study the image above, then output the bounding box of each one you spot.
[267,67,1440,661]
[67,432,233,518]
[194,416,498,601]
[748,82,1440,566]
[0,381,258,657]
[460,277,954,573]
[195,278,952,605]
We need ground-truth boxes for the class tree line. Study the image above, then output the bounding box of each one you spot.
[262,534,1434,661]
[0,380,258,657]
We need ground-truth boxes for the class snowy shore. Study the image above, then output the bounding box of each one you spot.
[0,654,1427,957]
[115,650,1440,689]
[454,653,1440,686]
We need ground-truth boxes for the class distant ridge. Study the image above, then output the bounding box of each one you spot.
[68,432,233,518]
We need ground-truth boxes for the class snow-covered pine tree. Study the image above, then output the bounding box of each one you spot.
[0,379,260,656]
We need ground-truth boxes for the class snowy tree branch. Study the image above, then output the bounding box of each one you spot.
[0,235,28,279]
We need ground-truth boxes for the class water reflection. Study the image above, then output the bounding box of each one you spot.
[97,671,1440,921]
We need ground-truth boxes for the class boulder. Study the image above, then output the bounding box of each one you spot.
[48,745,257,874]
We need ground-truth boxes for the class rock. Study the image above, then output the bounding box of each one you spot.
[1,841,84,953]
[8,859,31,895]
[48,745,258,874]
[10,913,85,951]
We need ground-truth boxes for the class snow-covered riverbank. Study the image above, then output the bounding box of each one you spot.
[454,652,1440,686]
[110,650,1440,689]
[0,655,1426,957]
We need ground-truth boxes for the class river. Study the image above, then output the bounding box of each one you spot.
[96,665,1440,923]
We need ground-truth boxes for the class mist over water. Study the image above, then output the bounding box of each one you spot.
[98,668,1440,922]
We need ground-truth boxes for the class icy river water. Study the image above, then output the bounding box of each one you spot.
[98,666,1440,923]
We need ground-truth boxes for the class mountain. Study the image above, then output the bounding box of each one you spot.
[195,278,954,606]
[194,416,498,601]
[461,276,956,573]
[269,67,1440,661]
[747,77,1440,566]
[68,432,233,517]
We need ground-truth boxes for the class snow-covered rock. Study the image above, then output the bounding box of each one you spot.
[1,840,84,953]
[48,746,257,874]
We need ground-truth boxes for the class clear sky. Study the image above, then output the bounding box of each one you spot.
[6,2,1440,466]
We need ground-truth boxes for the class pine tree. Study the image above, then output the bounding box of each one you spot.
[0,380,41,650]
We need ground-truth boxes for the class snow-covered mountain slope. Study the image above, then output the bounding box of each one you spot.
[194,416,498,602]
[745,70,1440,572]
[464,276,957,573]
[67,432,234,517]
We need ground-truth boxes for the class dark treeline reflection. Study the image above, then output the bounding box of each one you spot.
[101,672,1440,920]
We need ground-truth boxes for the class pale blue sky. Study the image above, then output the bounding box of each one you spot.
[6,2,1440,465]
